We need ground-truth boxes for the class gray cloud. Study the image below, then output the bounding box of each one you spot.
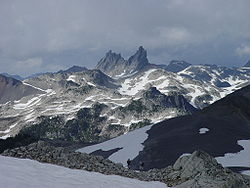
[1,0,250,76]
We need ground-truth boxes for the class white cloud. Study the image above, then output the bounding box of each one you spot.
[236,45,250,56]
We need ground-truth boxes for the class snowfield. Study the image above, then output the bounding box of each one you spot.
[78,125,153,166]
[216,140,250,175]
[199,128,209,134]
[0,156,167,188]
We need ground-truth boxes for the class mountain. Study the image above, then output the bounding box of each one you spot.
[4,86,194,142]
[178,64,250,88]
[0,74,44,104]
[78,84,250,172]
[244,60,250,67]
[58,65,87,74]
[0,57,249,140]
[0,46,249,144]
[133,84,250,170]
[96,46,151,78]
[1,73,23,81]
[163,60,191,73]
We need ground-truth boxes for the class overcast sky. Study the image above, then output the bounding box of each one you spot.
[1,0,250,76]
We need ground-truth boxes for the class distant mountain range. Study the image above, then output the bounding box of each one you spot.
[0,46,249,143]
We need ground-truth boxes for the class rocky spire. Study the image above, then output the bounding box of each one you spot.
[96,50,126,73]
[95,46,151,78]
[128,46,149,67]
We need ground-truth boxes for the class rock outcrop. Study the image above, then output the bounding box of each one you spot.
[96,46,151,78]
[2,142,250,187]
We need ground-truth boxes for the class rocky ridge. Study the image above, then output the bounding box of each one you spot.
[2,141,250,188]
[163,60,191,73]
[0,74,43,104]
[96,46,151,78]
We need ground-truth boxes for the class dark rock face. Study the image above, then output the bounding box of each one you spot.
[127,46,149,71]
[2,143,250,188]
[141,87,196,113]
[96,46,150,78]
[116,87,196,117]
[19,103,109,143]
[0,74,43,104]
[87,69,118,88]
[133,85,250,170]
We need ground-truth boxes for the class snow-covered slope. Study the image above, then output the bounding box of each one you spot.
[0,156,167,188]
[178,65,250,94]
[0,64,249,140]
[78,85,250,172]
[0,69,195,141]
[119,68,232,108]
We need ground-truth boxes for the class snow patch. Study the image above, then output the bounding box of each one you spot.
[77,125,153,166]
[22,82,46,92]
[241,170,250,176]
[199,128,209,134]
[119,69,157,96]
[13,97,41,110]
[216,140,250,169]
[66,75,76,82]
[0,123,18,134]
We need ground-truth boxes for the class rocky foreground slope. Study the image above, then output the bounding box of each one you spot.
[2,141,250,188]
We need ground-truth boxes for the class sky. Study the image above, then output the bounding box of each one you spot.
[1,0,250,76]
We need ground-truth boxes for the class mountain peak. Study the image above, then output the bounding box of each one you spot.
[244,60,250,67]
[96,46,151,78]
[105,50,122,60]
[138,46,146,53]
[169,60,191,67]
[165,60,191,73]
[143,86,163,98]
[128,46,149,66]
[58,65,87,74]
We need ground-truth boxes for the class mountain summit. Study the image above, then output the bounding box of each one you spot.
[165,60,191,73]
[96,46,150,78]
[244,60,250,67]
